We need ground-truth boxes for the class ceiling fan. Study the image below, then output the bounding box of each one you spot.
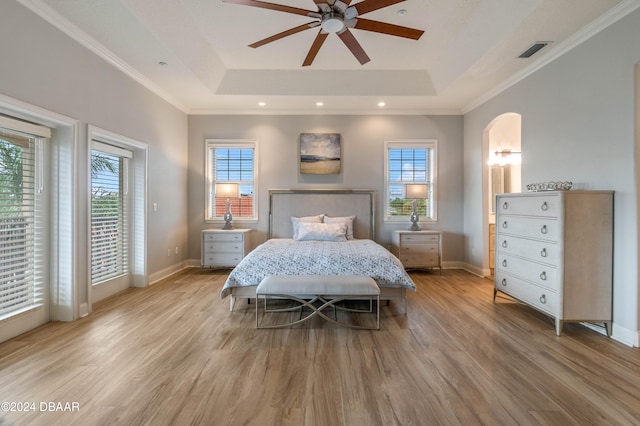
[222,0,425,66]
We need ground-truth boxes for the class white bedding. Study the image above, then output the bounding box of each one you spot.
[220,238,416,299]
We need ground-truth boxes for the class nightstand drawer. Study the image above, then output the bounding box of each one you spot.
[400,234,439,244]
[202,253,244,267]
[203,232,244,243]
[399,243,438,256]
[204,242,244,254]
[399,254,439,267]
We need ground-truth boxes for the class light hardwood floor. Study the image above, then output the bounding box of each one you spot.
[1,269,639,425]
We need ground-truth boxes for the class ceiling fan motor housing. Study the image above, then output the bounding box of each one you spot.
[321,12,345,33]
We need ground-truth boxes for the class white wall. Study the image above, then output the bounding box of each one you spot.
[0,2,188,325]
[464,9,640,345]
[187,114,465,263]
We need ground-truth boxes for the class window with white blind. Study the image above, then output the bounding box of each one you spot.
[91,142,131,285]
[0,119,49,320]
[205,139,257,222]
[384,140,437,222]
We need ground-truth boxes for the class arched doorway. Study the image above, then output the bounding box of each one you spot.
[482,113,522,276]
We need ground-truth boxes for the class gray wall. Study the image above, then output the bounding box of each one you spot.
[187,114,464,262]
[463,9,640,343]
[0,2,188,303]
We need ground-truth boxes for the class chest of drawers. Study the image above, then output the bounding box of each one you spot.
[201,229,251,268]
[494,191,613,336]
[391,230,442,274]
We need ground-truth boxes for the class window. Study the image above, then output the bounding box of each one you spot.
[384,140,437,222]
[0,118,50,320]
[206,140,257,222]
[90,141,132,285]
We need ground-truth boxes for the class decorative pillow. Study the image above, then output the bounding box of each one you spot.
[324,215,356,240]
[294,222,348,242]
[291,214,324,239]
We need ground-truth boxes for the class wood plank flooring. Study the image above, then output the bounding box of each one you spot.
[1,269,639,425]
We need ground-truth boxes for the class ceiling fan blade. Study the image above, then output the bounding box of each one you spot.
[302,31,329,66]
[351,0,406,16]
[249,22,319,48]
[337,29,370,65]
[222,0,316,17]
[354,18,424,40]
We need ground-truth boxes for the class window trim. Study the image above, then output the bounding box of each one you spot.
[205,139,259,223]
[383,139,438,223]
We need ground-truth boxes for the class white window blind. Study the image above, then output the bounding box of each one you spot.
[206,140,257,221]
[385,140,437,221]
[0,121,48,319]
[91,142,131,284]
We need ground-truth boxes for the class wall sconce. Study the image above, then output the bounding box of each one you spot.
[405,184,428,231]
[216,183,239,230]
[488,149,521,166]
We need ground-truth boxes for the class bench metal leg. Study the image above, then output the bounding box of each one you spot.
[256,294,379,330]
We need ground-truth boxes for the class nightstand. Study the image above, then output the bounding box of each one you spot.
[391,230,443,274]
[201,229,251,269]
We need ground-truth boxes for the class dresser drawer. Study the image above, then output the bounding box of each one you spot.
[497,235,560,266]
[203,241,244,254]
[496,272,559,316]
[498,195,559,217]
[203,232,244,242]
[400,233,439,244]
[497,216,559,242]
[496,253,559,290]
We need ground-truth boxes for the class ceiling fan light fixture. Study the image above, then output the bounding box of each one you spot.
[321,13,345,33]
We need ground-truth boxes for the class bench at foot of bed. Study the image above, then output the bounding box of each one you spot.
[255,275,380,329]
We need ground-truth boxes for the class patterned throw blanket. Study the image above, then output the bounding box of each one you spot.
[221,239,416,299]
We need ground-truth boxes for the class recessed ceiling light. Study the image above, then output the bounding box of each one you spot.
[397,9,407,17]
[378,101,386,107]
[258,101,266,107]
[316,102,324,107]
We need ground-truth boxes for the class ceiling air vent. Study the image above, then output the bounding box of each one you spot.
[519,42,549,58]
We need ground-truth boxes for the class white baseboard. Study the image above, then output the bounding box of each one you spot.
[446,261,490,278]
[148,261,191,285]
[610,323,639,347]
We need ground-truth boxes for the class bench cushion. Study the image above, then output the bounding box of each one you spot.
[257,275,379,296]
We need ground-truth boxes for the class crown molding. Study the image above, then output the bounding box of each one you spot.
[188,107,463,116]
[17,0,189,114]
[461,0,640,114]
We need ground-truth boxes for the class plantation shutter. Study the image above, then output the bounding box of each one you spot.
[91,141,132,284]
[0,117,50,319]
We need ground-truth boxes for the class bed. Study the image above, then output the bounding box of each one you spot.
[220,189,416,311]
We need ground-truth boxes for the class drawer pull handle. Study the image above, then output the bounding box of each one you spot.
[502,259,507,267]
[501,278,507,287]
[541,201,549,211]
[540,225,548,235]
[540,271,547,281]
[501,240,508,248]
[502,221,508,229]
[539,294,547,304]
[503,201,508,210]
[540,248,547,258]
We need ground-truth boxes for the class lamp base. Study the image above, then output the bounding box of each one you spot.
[222,220,233,230]
[409,222,421,231]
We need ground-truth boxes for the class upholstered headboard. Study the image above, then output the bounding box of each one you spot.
[268,189,375,239]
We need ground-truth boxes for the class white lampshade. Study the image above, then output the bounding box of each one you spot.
[216,183,239,198]
[405,184,428,199]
